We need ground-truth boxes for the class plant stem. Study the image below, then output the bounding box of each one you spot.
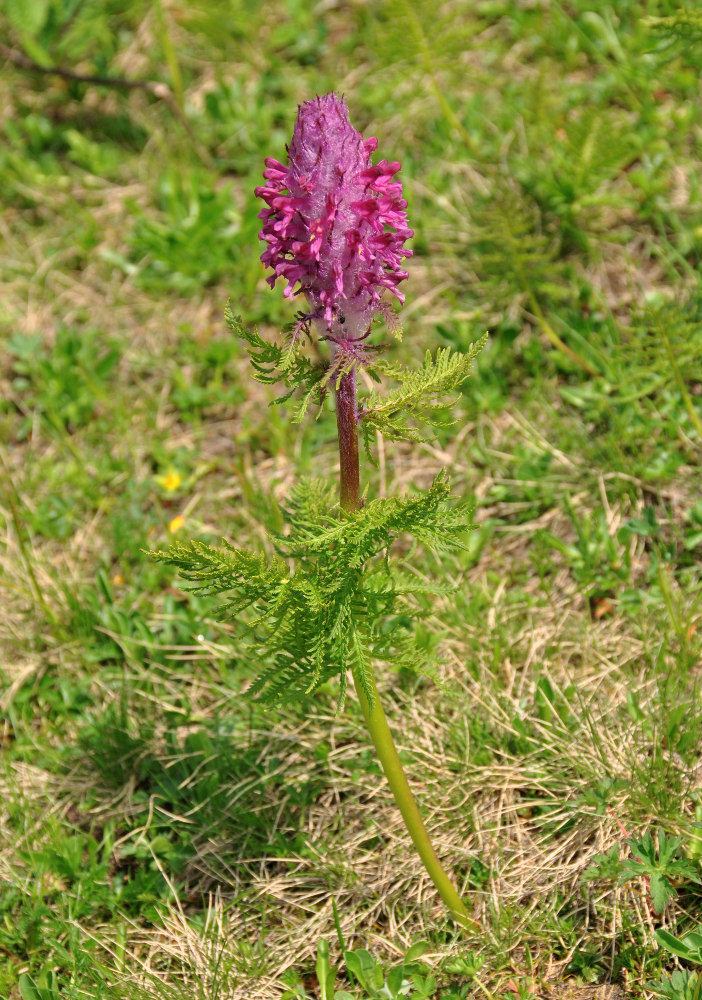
[525,291,598,377]
[335,366,361,514]
[661,328,702,443]
[503,216,597,376]
[399,0,477,156]
[153,0,185,115]
[335,364,478,931]
[0,446,58,626]
[353,671,478,929]
[0,41,213,168]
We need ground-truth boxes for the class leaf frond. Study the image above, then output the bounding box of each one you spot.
[360,341,486,444]
[150,470,473,707]
[225,305,327,412]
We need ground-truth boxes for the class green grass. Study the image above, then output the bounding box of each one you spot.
[1,1,702,998]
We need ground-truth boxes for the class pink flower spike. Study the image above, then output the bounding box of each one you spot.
[255,93,413,347]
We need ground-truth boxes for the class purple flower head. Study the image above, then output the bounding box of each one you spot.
[255,93,413,352]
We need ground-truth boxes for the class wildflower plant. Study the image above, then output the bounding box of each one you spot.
[152,94,485,929]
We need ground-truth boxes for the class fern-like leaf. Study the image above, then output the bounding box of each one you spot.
[150,472,474,707]
[347,623,375,710]
[645,10,702,43]
[284,472,474,564]
[360,342,486,444]
[225,306,326,410]
[149,539,286,595]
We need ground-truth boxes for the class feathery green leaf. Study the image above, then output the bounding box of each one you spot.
[150,473,474,707]
[225,306,326,412]
[360,342,486,444]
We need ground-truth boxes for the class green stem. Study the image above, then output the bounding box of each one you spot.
[661,328,702,443]
[0,446,58,625]
[399,0,478,155]
[353,671,478,930]
[526,291,598,377]
[335,364,478,930]
[153,0,185,114]
[502,211,597,376]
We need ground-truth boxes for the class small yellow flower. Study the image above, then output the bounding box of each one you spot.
[168,514,186,534]
[156,468,183,493]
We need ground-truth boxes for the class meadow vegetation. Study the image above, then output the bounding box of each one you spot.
[1,1,701,998]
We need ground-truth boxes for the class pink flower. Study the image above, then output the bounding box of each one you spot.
[255,93,413,352]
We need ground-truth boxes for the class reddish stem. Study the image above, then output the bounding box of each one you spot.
[336,366,360,513]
